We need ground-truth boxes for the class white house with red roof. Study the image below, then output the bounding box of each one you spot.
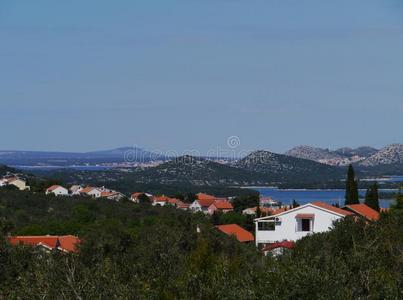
[80,187,102,198]
[207,200,234,215]
[45,185,69,196]
[152,195,172,206]
[189,199,216,213]
[254,202,353,248]
[100,191,125,201]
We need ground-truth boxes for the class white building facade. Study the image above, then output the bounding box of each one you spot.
[254,202,351,248]
[46,185,69,196]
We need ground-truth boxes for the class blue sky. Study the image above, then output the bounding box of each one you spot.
[1,0,403,154]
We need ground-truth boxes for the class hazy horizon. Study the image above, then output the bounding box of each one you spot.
[0,143,394,156]
[2,0,403,153]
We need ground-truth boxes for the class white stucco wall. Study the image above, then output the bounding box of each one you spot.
[52,187,68,196]
[255,204,344,245]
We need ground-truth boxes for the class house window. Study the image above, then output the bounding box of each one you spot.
[301,219,311,232]
[258,222,275,231]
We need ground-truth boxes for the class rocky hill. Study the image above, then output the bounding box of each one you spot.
[359,144,403,167]
[334,146,378,158]
[234,150,344,183]
[285,146,342,161]
[130,156,270,186]
[286,145,378,166]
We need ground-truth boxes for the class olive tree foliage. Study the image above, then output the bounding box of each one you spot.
[0,189,402,299]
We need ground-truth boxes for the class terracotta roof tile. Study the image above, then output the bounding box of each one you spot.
[8,235,80,253]
[46,185,62,192]
[197,199,216,207]
[216,224,254,242]
[312,201,353,216]
[344,204,380,221]
[80,187,96,194]
[197,193,217,201]
[262,241,295,252]
[211,200,233,210]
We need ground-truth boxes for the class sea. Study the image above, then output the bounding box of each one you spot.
[253,188,397,208]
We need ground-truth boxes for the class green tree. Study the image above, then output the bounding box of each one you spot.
[365,182,380,211]
[391,192,403,210]
[345,164,359,205]
[138,193,151,204]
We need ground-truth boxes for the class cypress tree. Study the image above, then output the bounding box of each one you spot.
[365,182,380,211]
[345,164,359,205]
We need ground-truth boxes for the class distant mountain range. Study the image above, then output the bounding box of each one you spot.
[285,144,403,168]
[0,147,164,166]
[358,144,403,167]
[2,144,403,187]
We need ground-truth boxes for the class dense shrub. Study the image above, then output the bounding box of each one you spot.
[0,189,402,299]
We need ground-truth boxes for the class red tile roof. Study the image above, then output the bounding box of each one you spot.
[197,193,217,201]
[312,202,353,216]
[80,187,96,194]
[154,195,172,202]
[46,185,62,192]
[8,235,80,253]
[344,204,380,221]
[197,199,216,207]
[101,191,120,198]
[131,192,143,198]
[262,241,295,252]
[168,198,181,205]
[216,224,254,242]
[211,200,233,210]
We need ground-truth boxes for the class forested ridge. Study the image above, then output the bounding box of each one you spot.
[0,189,402,299]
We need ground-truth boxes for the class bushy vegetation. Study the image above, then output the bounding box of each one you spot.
[0,189,402,299]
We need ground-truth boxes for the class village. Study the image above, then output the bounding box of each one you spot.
[1,173,382,256]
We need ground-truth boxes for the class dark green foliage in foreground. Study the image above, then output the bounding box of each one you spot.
[345,164,359,205]
[365,182,380,211]
[0,189,402,299]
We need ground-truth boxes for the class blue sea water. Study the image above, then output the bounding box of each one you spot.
[253,188,396,208]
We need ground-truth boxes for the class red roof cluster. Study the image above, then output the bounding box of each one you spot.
[8,235,80,253]
[216,224,254,243]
